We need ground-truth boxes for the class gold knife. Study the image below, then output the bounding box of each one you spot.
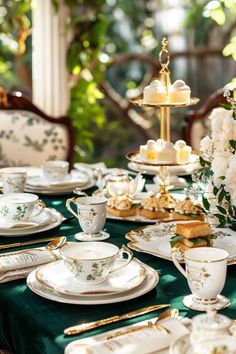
[64,304,170,336]
[0,237,64,250]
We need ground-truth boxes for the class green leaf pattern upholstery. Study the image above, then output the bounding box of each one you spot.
[0,110,69,167]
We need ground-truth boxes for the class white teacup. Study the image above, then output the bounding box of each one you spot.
[172,247,228,304]
[66,196,107,236]
[1,168,26,194]
[43,160,69,181]
[59,242,133,284]
[0,193,45,226]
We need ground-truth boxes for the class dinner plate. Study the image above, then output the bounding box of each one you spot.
[24,179,94,195]
[125,222,236,265]
[26,171,89,188]
[27,260,159,304]
[35,258,147,297]
[0,207,64,236]
[127,161,200,176]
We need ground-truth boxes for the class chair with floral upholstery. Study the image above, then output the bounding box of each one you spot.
[0,88,75,167]
[182,89,227,151]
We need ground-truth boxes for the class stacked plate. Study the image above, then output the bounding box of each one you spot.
[27,258,159,304]
[0,207,64,237]
[25,170,94,195]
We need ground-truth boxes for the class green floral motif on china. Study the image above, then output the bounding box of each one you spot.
[0,205,10,216]
[78,208,97,227]
[186,266,210,292]
[87,261,108,281]
[13,205,28,221]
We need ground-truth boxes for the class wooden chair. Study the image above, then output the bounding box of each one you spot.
[183,89,227,151]
[0,88,75,167]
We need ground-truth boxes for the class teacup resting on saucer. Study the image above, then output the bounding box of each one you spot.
[0,193,45,228]
[172,247,229,310]
[66,195,109,241]
[43,160,69,182]
[59,242,133,284]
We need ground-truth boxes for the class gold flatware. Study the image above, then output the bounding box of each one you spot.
[104,308,179,340]
[0,236,66,251]
[64,304,170,336]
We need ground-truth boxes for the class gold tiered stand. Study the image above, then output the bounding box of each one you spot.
[127,37,199,207]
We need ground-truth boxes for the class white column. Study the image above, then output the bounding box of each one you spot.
[32,0,70,116]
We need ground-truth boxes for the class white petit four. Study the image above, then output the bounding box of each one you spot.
[143,80,167,104]
[169,80,191,103]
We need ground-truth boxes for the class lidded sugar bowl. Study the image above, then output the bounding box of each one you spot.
[190,310,232,344]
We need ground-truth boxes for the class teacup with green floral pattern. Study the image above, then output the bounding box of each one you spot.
[0,193,45,227]
[60,242,133,284]
[1,167,27,194]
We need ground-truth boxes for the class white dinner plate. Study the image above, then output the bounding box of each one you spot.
[27,260,159,304]
[35,258,147,297]
[127,161,200,176]
[26,171,89,188]
[0,208,64,236]
[126,222,236,265]
[24,179,94,195]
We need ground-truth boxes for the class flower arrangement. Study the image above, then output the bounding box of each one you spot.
[198,86,236,227]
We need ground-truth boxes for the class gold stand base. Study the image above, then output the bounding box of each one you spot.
[158,185,177,209]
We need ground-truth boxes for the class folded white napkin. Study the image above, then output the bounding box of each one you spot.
[65,317,190,354]
[0,248,57,283]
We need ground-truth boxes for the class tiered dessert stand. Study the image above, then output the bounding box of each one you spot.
[127,37,199,207]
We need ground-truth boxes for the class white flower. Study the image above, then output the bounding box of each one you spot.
[225,155,236,206]
[200,136,212,158]
[211,151,233,186]
[210,108,236,151]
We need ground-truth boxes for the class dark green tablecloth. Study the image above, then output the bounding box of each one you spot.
[0,192,236,354]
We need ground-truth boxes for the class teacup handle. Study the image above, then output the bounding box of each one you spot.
[66,197,79,220]
[30,199,46,217]
[73,188,88,197]
[110,245,133,273]
[171,248,187,278]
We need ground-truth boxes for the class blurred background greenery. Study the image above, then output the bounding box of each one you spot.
[0,0,236,166]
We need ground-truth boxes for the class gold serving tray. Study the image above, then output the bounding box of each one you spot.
[126,150,199,167]
[129,96,199,108]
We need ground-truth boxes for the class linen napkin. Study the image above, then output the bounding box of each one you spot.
[0,248,57,283]
[65,317,190,354]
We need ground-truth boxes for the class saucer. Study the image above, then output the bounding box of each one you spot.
[74,231,110,241]
[170,333,236,354]
[35,259,147,297]
[183,294,230,311]
[27,260,159,304]
[0,208,64,236]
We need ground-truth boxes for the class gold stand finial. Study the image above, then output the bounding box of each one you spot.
[159,37,170,74]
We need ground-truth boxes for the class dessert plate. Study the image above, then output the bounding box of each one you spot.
[0,208,64,236]
[27,260,159,304]
[170,333,236,354]
[125,222,236,265]
[35,258,147,297]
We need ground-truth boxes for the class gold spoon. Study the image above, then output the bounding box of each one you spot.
[46,236,67,252]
